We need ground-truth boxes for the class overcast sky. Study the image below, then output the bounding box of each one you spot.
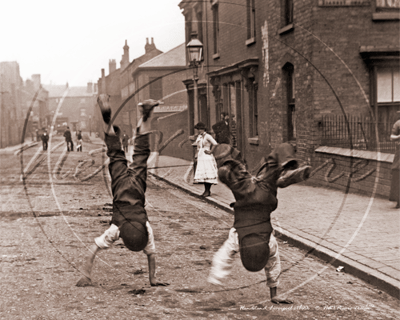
[0,0,185,86]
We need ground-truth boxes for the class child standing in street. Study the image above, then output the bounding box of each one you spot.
[208,143,311,304]
[76,94,168,287]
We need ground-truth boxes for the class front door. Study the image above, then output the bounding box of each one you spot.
[228,81,243,152]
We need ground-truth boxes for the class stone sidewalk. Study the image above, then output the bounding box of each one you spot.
[146,154,400,299]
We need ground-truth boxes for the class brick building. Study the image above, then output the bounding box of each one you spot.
[98,38,163,137]
[0,62,49,147]
[180,0,399,197]
[44,82,97,134]
[133,43,191,158]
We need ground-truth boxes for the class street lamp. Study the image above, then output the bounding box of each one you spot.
[187,32,203,126]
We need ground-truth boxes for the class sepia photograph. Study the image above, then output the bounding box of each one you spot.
[0,0,399,319]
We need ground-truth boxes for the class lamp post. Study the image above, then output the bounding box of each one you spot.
[187,33,203,127]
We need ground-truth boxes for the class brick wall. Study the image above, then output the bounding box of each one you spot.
[308,149,393,198]
[152,109,193,161]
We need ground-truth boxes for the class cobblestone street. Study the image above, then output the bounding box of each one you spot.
[0,139,399,319]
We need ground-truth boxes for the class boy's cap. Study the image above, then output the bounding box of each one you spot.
[119,221,148,252]
[239,234,270,272]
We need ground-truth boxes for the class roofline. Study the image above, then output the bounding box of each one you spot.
[132,66,186,77]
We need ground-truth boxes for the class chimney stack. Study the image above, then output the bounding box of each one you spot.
[109,59,117,74]
[87,82,93,93]
[31,74,41,91]
[145,37,157,53]
[120,40,130,70]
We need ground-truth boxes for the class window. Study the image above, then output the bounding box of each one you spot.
[376,66,400,123]
[249,82,258,137]
[284,63,296,141]
[377,67,400,103]
[373,0,399,20]
[149,77,163,100]
[196,10,203,43]
[376,0,400,10]
[185,12,192,44]
[212,3,219,56]
[246,0,256,41]
[283,0,293,26]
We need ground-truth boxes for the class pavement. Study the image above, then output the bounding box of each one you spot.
[145,153,400,300]
[4,136,400,299]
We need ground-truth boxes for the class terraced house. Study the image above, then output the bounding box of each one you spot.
[179,0,399,197]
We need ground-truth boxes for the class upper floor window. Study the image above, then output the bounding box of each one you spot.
[373,0,399,19]
[247,0,256,41]
[376,0,400,10]
[149,77,163,101]
[212,2,219,55]
[196,9,203,44]
[283,0,293,26]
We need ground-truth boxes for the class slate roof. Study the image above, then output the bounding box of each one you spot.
[138,43,186,68]
[43,85,93,98]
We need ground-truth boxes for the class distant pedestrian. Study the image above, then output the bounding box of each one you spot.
[390,111,400,209]
[212,112,231,145]
[76,130,83,152]
[63,127,74,152]
[35,129,40,142]
[41,131,49,151]
[122,132,129,153]
[193,122,218,197]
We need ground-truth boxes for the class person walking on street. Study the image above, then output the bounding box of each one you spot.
[207,143,311,303]
[41,130,49,151]
[193,122,218,197]
[212,112,231,145]
[122,131,129,153]
[63,127,74,152]
[390,110,400,209]
[76,130,83,152]
[76,95,169,288]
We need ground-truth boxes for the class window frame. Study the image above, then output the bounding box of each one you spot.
[149,76,163,101]
[246,0,256,43]
[212,2,220,57]
[283,63,296,142]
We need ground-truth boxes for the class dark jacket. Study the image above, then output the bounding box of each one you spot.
[212,120,230,144]
[217,143,297,243]
[105,131,150,228]
[63,129,72,141]
[41,133,49,142]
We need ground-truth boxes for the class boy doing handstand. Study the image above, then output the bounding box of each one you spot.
[76,94,168,287]
[208,143,311,304]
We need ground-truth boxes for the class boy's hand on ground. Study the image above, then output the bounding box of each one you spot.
[76,276,93,287]
[150,281,170,287]
[271,297,293,304]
